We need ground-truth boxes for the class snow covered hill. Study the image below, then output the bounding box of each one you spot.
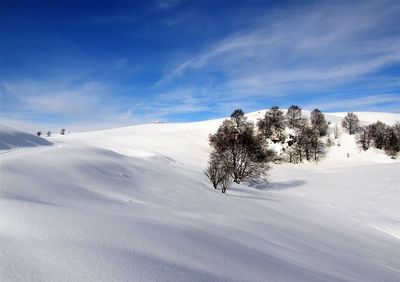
[1,111,399,281]
[0,125,52,151]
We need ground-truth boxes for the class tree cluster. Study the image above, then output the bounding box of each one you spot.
[281,106,327,163]
[356,118,400,158]
[205,107,330,192]
[257,106,286,142]
[205,110,273,193]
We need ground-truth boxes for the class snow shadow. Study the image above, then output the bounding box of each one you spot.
[251,180,306,191]
[0,192,58,207]
[0,130,52,150]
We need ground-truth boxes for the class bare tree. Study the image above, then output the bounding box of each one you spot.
[230,109,246,128]
[296,125,324,161]
[286,105,302,129]
[204,152,227,189]
[369,121,387,149]
[310,109,328,137]
[209,113,272,184]
[384,126,400,158]
[357,126,371,151]
[333,124,340,139]
[342,112,360,135]
[257,106,286,142]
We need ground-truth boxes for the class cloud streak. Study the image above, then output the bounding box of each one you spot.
[158,1,400,97]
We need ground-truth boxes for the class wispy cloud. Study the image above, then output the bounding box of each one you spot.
[0,80,139,131]
[305,94,400,113]
[158,1,400,97]
[156,0,184,11]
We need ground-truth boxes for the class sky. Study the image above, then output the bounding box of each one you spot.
[1,0,400,131]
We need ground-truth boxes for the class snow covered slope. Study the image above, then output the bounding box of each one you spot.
[0,125,52,151]
[1,111,399,281]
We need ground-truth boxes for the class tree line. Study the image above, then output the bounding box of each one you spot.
[342,112,400,158]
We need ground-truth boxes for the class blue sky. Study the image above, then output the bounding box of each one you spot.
[1,0,399,131]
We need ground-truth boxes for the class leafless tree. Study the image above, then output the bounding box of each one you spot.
[286,105,302,129]
[257,106,286,142]
[369,121,387,149]
[209,111,273,184]
[310,109,328,137]
[384,126,400,158]
[342,112,360,135]
[357,126,371,151]
[204,152,228,189]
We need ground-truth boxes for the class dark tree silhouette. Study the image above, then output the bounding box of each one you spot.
[286,105,303,129]
[257,106,286,141]
[342,112,360,135]
[357,126,371,151]
[230,109,246,128]
[369,121,387,149]
[384,126,400,158]
[204,152,230,190]
[310,109,328,137]
[296,125,323,161]
[209,116,272,184]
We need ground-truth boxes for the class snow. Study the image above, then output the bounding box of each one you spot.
[0,125,52,151]
[1,111,399,281]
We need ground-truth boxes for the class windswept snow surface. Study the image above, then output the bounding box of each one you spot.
[0,125,52,151]
[1,112,400,281]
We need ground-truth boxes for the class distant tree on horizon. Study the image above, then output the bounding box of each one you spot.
[60,129,66,135]
[257,106,286,141]
[36,131,42,137]
[286,105,303,129]
[310,109,328,137]
[333,124,340,139]
[230,109,246,128]
[342,112,360,135]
